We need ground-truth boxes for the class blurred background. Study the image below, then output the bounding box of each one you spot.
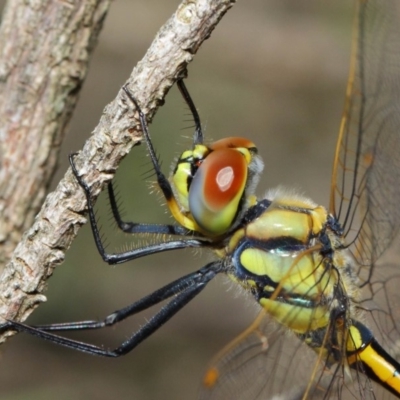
[0,1,353,399]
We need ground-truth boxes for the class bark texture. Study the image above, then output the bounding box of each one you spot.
[0,0,111,265]
[0,0,236,342]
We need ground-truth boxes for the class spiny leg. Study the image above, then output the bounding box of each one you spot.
[100,79,203,239]
[0,262,221,357]
[122,84,200,232]
[69,153,209,264]
[176,79,203,145]
[107,181,190,236]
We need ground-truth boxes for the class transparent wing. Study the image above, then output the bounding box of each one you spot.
[330,0,400,385]
[330,0,400,272]
[198,313,317,400]
[198,312,397,400]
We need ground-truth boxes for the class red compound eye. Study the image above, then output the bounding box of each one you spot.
[188,148,248,234]
[210,137,256,151]
[201,149,246,209]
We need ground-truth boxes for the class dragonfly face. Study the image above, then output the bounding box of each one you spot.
[2,0,400,399]
[170,137,263,235]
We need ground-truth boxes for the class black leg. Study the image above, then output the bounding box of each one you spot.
[176,79,203,145]
[69,153,209,264]
[122,86,176,207]
[0,262,221,357]
[122,85,202,233]
[107,182,190,236]
[112,79,202,235]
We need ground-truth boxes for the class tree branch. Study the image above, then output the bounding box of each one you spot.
[0,0,236,343]
[0,0,111,265]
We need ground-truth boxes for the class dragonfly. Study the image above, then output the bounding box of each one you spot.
[1,0,400,398]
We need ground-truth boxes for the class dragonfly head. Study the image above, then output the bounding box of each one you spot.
[171,136,264,235]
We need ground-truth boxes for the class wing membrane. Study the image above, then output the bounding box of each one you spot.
[199,315,319,400]
[330,0,400,274]
[198,312,396,400]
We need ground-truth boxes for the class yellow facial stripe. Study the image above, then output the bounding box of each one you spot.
[172,163,191,210]
[171,145,211,215]
[192,144,209,160]
[234,148,252,164]
[166,196,199,231]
